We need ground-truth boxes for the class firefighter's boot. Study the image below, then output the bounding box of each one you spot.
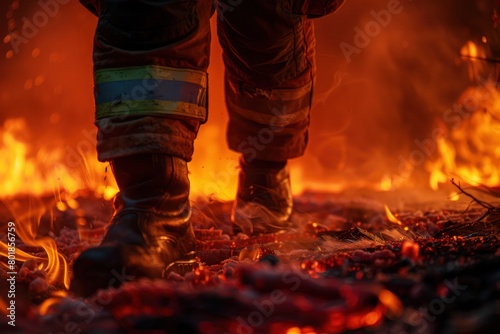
[231,157,293,235]
[70,154,196,297]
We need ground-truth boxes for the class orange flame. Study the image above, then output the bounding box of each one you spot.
[378,289,403,317]
[38,290,68,316]
[0,116,122,289]
[0,118,118,198]
[384,205,402,226]
[0,199,70,289]
[460,41,487,81]
[460,40,478,59]
[426,80,500,190]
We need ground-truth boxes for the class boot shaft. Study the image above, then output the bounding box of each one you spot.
[111,154,190,217]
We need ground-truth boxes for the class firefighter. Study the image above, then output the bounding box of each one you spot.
[70,0,346,297]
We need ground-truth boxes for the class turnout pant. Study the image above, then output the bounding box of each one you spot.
[80,0,345,162]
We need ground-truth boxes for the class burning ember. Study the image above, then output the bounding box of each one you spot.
[1,191,500,333]
[1,0,500,333]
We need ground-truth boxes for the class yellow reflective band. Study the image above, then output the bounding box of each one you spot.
[95,65,207,86]
[96,100,207,120]
[94,65,208,121]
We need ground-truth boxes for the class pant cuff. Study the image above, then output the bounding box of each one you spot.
[95,116,199,162]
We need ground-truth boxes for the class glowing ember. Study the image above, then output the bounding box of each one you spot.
[377,289,403,318]
[401,240,420,261]
[285,327,301,334]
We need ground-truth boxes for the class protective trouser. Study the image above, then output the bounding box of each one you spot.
[80,0,345,162]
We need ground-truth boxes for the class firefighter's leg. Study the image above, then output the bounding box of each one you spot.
[217,1,316,234]
[70,0,214,297]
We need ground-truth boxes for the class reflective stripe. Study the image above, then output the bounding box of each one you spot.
[94,65,207,120]
[95,80,204,105]
[97,100,207,119]
[95,65,207,85]
[228,79,312,101]
[268,82,312,101]
[229,103,309,127]
[226,80,312,126]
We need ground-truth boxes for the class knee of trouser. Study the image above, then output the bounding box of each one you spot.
[95,0,199,50]
[224,68,314,122]
[218,1,316,87]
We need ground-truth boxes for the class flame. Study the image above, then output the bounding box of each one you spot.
[426,80,500,190]
[460,41,487,81]
[379,174,393,191]
[384,205,402,226]
[0,199,70,289]
[460,41,478,59]
[0,117,121,289]
[0,241,43,266]
[378,289,403,317]
[0,118,118,198]
[449,191,460,201]
[38,290,68,316]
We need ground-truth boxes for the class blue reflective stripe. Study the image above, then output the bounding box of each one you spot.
[95,79,207,107]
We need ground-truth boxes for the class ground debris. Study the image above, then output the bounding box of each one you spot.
[1,192,499,334]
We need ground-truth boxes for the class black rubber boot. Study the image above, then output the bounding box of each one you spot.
[70,154,196,297]
[231,157,293,235]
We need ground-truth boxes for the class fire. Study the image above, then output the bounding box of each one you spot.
[0,118,118,198]
[378,289,403,317]
[0,117,120,290]
[426,78,500,191]
[379,174,393,191]
[0,199,70,289]
[384,205,402,226]
[460,41,487,81]
[449,191,460,201]
[401,240,420,261]
[460,40,479,59]
[0,241,43,264]
[38,290,68,316]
